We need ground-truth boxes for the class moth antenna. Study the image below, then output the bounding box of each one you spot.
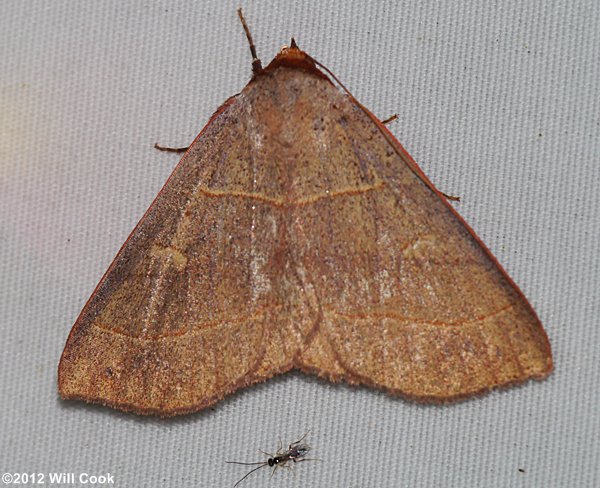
[237,8,262,75]
[307,53,457,201]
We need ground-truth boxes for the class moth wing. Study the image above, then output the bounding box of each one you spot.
[58,99,286,415]
[293,94,552,400]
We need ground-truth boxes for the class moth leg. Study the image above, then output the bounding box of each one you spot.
[381,113,398,125]
[154,143,189,153]
[440,190,461,201]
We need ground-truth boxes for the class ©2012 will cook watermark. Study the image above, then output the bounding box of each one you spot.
[2,472,114,485]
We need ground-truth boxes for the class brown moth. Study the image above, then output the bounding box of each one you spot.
[58,12,552,416]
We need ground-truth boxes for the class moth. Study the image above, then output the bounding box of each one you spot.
[58,11,553,416]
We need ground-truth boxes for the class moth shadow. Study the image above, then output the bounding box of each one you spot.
[55,393,220,426]
[55,366,544,423]
[276,368,543,411]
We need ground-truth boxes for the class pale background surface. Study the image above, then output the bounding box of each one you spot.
[1,1,598,487]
